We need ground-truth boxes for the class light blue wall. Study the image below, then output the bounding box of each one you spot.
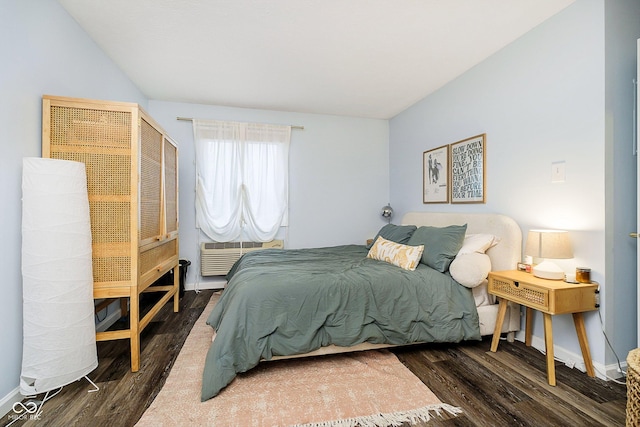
[0,0,146,408]
[390,0,640,371]
[148,100,389,289]
[604,0,640,371]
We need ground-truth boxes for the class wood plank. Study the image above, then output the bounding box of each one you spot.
[488,341,626,426]
[7,291,626,427]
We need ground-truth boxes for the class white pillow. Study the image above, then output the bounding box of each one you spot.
[471,280,495,306]
[458,233,500,255]
[449,252,491,288]
[367,236,424,271]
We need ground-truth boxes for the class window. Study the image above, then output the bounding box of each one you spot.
[193,120,290,242]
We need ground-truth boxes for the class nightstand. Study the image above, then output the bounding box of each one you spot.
[488,270,598,386]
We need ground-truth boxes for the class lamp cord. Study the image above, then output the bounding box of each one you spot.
[598,309,625,378]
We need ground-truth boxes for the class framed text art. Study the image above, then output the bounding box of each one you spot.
[423,145,449,203]
[450,134,486,204]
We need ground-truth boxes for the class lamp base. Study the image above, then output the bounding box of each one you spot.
[532,260,565,280]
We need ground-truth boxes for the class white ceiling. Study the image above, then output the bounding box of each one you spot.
[58,0,575,119]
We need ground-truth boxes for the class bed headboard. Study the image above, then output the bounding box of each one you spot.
[401,212,522,272]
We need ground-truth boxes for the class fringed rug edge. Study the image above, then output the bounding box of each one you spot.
[291,403,463,427]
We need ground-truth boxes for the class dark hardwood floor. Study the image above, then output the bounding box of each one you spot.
[2,289,627,427]
[394,343,626,426]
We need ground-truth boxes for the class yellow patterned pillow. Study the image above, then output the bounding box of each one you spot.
[367,236,424,271]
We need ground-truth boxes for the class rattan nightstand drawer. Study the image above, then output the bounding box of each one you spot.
[488,270,598,315]
[488,276,549,311]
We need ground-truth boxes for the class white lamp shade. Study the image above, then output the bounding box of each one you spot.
[20,158,98,395]
[525,229,573,280]
[525,230,573,259]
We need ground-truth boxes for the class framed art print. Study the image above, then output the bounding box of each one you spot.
[450,134,486,204]
[423,144,449,203]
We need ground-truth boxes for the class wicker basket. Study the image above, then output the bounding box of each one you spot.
[627,348,640,426]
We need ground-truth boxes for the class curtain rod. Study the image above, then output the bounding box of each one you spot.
[176,116,304,130]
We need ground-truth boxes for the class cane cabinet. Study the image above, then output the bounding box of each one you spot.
[42,95,180,371]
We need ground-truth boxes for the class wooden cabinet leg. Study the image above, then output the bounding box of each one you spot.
[491,298,508,352]
[572,312,595,377]
[525,307,533,346]
[130,293,140,372]
[173,264,180,313]
[543,313,556,386]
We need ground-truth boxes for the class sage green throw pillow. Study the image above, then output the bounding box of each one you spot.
[407,224,467,272]
[367,224,417,249]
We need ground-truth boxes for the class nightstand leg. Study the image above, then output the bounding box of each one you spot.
[543,313,556,386]
[490,298,508,352]
[525,307,533,346]
[572,312,595,377]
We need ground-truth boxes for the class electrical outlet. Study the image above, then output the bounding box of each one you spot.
[552,161,566,183]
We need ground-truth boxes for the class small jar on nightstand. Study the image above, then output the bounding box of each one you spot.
[576,267,591,283]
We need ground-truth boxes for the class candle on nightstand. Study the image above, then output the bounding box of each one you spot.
[576,268,591,283]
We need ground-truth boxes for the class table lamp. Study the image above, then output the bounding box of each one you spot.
[524,229,573,280]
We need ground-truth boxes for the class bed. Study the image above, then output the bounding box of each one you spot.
[201,212,522,401]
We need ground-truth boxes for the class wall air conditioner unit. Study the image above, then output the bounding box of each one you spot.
[200,240,284,276]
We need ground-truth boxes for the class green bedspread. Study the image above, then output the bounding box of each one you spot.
[201,244,480,401]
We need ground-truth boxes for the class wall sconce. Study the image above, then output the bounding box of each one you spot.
[524,229,573,280]
[381,203,393,224]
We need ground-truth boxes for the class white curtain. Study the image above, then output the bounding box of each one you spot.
[193,120,290,242]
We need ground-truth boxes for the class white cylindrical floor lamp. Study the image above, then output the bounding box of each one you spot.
[20,158,98,398]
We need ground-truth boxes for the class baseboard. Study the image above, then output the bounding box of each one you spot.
[605,359,628,381]
[185,278,226,292]
[523,334,624,381]
[0,387,22,419]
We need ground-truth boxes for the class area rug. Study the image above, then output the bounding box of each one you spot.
[136,292,462,427]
